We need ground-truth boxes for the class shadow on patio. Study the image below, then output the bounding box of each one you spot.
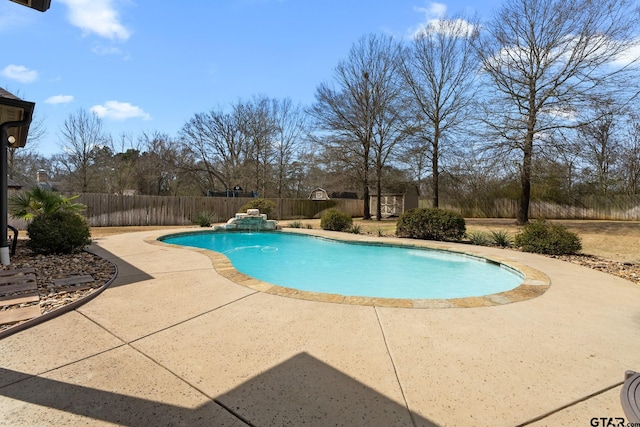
[0,352,438,426]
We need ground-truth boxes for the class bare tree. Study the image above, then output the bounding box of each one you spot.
[401,14,479,208]
[8,112,46,181]
[136,132,196,196]
[180,107,249,192]
[107,133,141,195]
[578,99,622,195]
[398,138,431,196]
[181,97,304,198]
[310,33,406,219]
[475,0,640,223]
[272,98,307,198]
[239,96,278,196]
[619,113,640,195]
[543,128,583,199]
[57,109,109,192]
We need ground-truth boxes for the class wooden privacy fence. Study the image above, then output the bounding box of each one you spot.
[10,193,638,229]
[421,196,640,221]
[76,194,364,227]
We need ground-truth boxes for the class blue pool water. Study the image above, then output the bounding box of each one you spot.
[162,232,523,299]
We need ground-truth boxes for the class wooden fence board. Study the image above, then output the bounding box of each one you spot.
[420,196,640,221]
[75,194,365,227]
[9,193,637,229]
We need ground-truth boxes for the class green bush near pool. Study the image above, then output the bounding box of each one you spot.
[320,208,353,232]
[396,208,466,241]
[515,219,582,255]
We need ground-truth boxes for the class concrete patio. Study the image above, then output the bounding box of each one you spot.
[1,228,639,426]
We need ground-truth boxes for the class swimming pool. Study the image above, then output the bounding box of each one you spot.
[161,231,524,300]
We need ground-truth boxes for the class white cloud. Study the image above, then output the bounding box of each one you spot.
[415,2,447,19]
[58,0,131,41]
[44,95,74,104]
[1,64,38,83]
[612,39,640,67]
[411,2,476,39]
[90,100,151,120]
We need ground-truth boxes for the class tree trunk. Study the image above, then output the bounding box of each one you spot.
[363,183,371,220]
[376,166,382,221]
[432,133,439,209]
[362,150,371,219]
[518,133,534,225]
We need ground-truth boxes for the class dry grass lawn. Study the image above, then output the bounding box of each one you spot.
[464,219,640,264]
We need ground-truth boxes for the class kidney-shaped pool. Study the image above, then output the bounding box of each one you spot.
[160,231,524,300]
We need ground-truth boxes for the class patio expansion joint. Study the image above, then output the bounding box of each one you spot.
[119,323,256,426]
[124,291,260,346]
[126,348,254,427]
[71,303,256,426]
[0,332,128,392]
[514,380,625,426]
[373,306,419,427]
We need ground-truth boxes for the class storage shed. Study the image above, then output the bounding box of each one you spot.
[369,185,419,218]
[308,188,330,201]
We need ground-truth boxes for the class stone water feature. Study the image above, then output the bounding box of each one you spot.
[214,209,278,231]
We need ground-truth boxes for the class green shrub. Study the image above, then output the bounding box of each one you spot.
[195,211,214,227]
[396,208,466,241]
[287,220,303,228]
[239,198,276,216]
[320,208,353,231]
[350,224,361,234]
[490,230,513,248]
[515,219,582,255]
[467,230,491,246]
[27,211,91,254]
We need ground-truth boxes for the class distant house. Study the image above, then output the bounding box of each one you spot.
[7,177,22,192]
[308,188,330,201]
[35,169,64,192]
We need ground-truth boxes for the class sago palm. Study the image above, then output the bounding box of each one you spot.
[9,186,86,221]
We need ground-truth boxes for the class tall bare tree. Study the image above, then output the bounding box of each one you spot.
[620,113,640,195]
[57,109,109,192]
[272,98,307,198]
[310,33,405,219]
[398,138,431,196]
[476,0,640,223]
[136,132,196,196]
[239,96,278,196]
[180,106,249,192]
[401,14,479,208]
[578,99,622,195]
[108,133,139,195]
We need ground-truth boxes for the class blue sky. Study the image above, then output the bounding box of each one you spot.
[1,0,502,156]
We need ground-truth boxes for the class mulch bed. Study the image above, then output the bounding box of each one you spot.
[552,254,640,285]
[0,240,115,333]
